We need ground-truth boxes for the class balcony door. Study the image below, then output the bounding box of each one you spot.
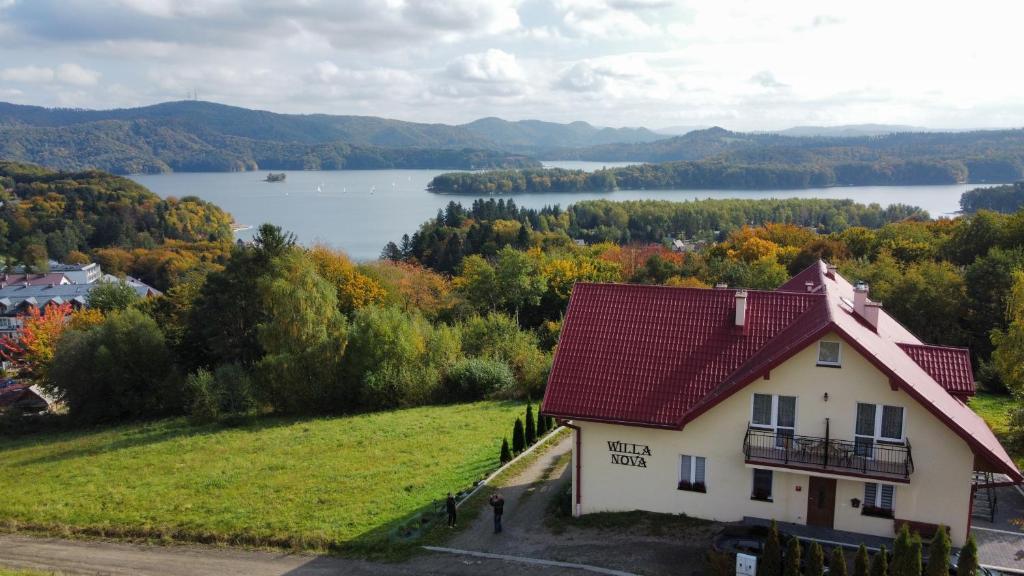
[806,476,836,528]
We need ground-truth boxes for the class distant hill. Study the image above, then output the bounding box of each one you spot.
[0,101,664,174]
[774,124,932,137]
[461,117,661,150]
[547,126,1024,183]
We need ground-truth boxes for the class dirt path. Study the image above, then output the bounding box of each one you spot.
[450,434,574,555]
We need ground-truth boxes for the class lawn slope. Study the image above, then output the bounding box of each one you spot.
[0,401,523,552]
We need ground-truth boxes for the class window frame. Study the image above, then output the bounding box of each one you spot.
[862,482,895,518]
[817,340,842,367]
[750,468,774,502]
[751,393,798,447]
[678,454,707,493]
[854,402,905,454]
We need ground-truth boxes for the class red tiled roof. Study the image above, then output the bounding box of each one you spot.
[543,283,823,428]
[543,260,1022,481]
[897,343,975,398]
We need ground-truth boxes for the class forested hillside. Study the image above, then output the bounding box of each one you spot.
[0,162,233,288]
[961,182,1024,214]
[546,126,1024,184]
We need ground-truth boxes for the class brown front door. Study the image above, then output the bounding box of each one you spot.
[807,477,837,528]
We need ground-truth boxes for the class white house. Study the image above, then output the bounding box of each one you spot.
[541,261,1021,546]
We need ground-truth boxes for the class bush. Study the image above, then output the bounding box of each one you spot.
[525,404,537,444]
[461,313,552,398]
[214,363,257,417]
[536,408,548,436]
[854,545,870,576]
[830,546,848,576]
[512,417,525,453]
[441,357,516,402]
[870,546,888,576]
[186,369,219,424]
[957,535,978,576]
[48,309,182,424]
[784,537,801,576]
[805,542,824,576]
[758,520,781,576]
[924,527,950,576]
[500,438,512,464]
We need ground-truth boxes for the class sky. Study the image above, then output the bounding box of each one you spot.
[0,0,1022,131]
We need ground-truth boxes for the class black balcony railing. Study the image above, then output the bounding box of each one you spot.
[743,426,914,481]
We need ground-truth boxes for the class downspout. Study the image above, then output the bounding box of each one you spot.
[559,419,583,517]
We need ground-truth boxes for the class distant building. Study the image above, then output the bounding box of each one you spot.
[0,261,160,337]
[0,380,53,414]
[671,239,706,253]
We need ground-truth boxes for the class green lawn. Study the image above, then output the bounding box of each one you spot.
[0,401,525,554]
[969,392,1022,467]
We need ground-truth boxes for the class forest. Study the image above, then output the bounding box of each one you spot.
[961,182,1024,214]
[0,162,233,288]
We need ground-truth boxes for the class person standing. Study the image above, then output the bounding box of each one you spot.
[489,492,505,534]
[446,492,457,528]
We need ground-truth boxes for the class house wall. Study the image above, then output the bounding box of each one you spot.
[572,331,976,546]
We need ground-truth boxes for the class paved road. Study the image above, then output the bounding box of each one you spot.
[972,485,1024,573]
[0,534,590,576]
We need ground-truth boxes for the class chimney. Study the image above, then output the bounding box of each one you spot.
[804,281,815,293]
[825,264,837,279]
[853,282,880,329]
[735,290,748,327]
[715,282,728,289]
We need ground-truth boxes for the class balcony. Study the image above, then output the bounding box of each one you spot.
[743,426,914,482]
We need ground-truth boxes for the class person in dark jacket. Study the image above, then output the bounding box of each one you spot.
[489,492,505,533]
[446,492,457,528]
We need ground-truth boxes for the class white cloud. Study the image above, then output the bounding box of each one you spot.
[445,49,524,83]
[55,63,100,85]
[0,65,55,83]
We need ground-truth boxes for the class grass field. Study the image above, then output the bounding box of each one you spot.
[0,401,526,554]
[970,392,1022,467]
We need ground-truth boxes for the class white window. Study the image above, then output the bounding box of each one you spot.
[855,403,905,456]
[679,455,707,492]
[751,393,797,447]
[751,469,773,501]
[863,483,895,517]
[817,340,842,366]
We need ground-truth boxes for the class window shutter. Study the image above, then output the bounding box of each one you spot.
[880,485,894,510]
[695,457,706,484]
[681,455,692,482]
[864,482,877,506]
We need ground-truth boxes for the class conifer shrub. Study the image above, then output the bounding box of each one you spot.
[956,535,978,576]
[872,545,888,576]
[512,417,525,453]
[870,546,888,576]
[854,545,870,576]
[525,404,537,445]
[783,537,802,576]
[830,546,848,576]
[536,408,548,436]
[500,437,512,464]
[805,542,824,576]
[758,520,782,576]
[924,527,950,576]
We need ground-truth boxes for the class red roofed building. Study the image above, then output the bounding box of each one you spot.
[542,261,1020,546]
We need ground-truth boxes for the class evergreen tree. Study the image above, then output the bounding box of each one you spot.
[758,520,782,576]
[870,546,888,576]
[516,222,530,248]
[924,527,950,576]
[805,542,824,576]
[499,437,512,464]
[512,418,526,453]
[854,545,870,576]
[525,404,537,445]
[547,415,556,430]
[956,535,978,576]
[783,537,802,576]
[830,546,848,576]
[536,408,548,436]
[908,533,922,576]
[893,524,911,576]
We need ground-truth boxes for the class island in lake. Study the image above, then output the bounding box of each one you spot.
[264,172,286,182]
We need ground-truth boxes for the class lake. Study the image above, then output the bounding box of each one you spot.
[129,162,999,261]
